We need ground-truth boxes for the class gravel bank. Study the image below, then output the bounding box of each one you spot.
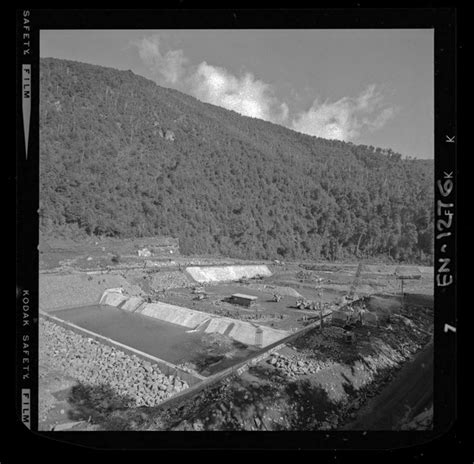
[120,269,193,294]
[149,271,193,291]
[39,318,189,408]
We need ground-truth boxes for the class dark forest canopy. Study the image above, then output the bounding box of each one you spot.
[39,58,434,264]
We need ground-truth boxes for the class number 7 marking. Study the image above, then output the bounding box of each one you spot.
[444,324,456,333]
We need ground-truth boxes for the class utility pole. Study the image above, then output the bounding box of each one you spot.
[319,302,324,331]
[401,278,405,310]
[348,262,363,300]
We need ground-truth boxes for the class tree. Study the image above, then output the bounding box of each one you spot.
[39,57,434,265]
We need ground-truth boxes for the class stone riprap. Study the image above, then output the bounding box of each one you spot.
[39,318,189,408]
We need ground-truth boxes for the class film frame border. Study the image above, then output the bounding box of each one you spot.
[15,7,456,451]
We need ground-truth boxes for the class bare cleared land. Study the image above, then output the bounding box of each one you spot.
[38,238,433,431]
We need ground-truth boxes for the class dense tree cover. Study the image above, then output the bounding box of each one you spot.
[39,58,434,264]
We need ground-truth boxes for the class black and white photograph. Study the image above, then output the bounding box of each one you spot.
[15,7,459,453]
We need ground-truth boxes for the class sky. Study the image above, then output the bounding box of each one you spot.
[41,29,434,159]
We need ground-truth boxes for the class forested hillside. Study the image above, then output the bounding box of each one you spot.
[39,58,434,264]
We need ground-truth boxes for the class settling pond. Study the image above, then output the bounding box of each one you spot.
[50,305,257,376]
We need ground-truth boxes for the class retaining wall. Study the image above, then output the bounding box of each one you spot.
[100,288,288,348]
[40,298,336,412]
[153,314,333,412]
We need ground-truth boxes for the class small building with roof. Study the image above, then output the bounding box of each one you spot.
[229,293,258,307]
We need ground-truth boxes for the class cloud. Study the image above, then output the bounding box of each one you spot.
[189,62,288,122]
[134,35,394,141]
[134,35,288,124]
[136,35,188,85]
[291,85,395,141]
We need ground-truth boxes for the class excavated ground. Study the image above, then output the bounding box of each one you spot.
[139,294,433,431]
[38,240,433,431]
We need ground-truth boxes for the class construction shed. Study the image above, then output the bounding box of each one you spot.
[229,293,258,307]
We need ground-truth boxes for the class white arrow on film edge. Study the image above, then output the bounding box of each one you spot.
[22,64,31,160]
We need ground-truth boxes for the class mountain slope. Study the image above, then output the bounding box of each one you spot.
[39,58,434,264]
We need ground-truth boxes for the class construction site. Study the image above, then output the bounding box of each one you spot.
[38,237,434,431]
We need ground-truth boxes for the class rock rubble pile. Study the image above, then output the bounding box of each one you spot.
[267,352,322,378]
[39,318,189,408]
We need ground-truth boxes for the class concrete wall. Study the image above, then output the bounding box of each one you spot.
[140,301,210,328]
[120,296,145,312]
[100,288,288,348]
[154,315,333,412]
[185,265,272,283]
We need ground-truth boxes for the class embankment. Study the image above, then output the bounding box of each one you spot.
[39,272,143,311]
[100,288,288,348]
[185,265,272,283]
[39,316,194,410]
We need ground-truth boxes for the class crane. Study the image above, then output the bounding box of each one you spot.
[347,262,364,301]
